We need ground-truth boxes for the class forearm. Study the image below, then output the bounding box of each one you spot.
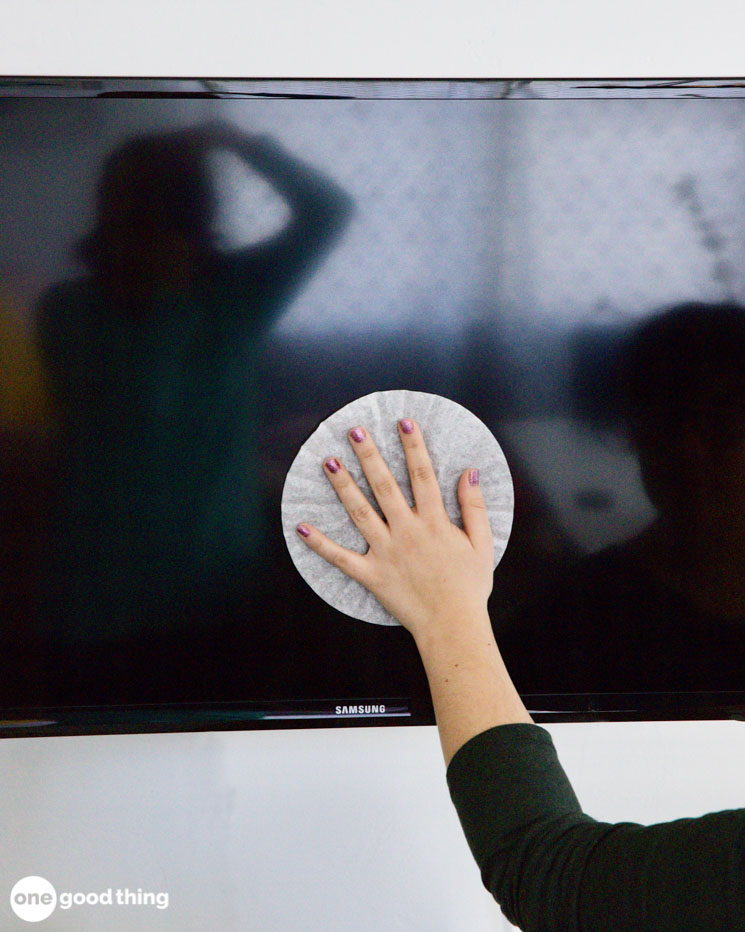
[415,610,533,767]
[230,135,353,226]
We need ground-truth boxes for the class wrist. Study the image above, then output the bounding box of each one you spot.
[414,612,533,765]
[413,605,494,662]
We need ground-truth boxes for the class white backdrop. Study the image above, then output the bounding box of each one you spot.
[2,721,745,930]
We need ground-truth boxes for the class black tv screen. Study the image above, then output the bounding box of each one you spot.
[3,77,745,736]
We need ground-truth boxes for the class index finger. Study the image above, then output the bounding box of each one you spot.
[397,418,444,518]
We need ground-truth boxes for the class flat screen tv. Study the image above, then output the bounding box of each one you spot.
[3,77,745,737]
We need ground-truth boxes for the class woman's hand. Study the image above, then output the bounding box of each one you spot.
[295,418,494,646]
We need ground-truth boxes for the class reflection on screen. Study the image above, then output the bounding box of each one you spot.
[2,92,745,717]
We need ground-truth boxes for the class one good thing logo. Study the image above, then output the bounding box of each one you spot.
[9,876,169,922]
[9,877,56,922]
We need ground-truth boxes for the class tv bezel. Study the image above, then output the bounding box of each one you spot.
[3,75,745,738]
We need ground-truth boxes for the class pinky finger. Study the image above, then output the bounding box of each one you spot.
[296,523,371,586]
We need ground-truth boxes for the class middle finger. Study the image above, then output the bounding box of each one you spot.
[348,425,412,523]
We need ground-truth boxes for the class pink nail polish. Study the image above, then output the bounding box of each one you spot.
[468,469,480,486]
[350,427,366,443]
[325,458,340,473]
[399,418,414,434]
[297,524,311,538]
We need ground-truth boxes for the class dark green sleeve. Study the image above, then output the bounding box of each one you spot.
[446,723,745,931]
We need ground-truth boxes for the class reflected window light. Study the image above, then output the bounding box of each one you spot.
[210,148,291,248]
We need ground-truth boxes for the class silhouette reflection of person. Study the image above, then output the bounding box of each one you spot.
[500,302,745,694]
[35,122,353,675]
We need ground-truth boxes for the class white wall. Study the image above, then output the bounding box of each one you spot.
[0,725,499,930]
[2,721,745,930]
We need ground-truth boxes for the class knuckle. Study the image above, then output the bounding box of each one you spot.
[423,511,447,533]
[411,464,433,483]
[358,444,376,460]
[397,526,419,550]
[351,502,373,524]
[468,498,487,510]
[335,473,353,492]
[331,548,353,573]
[373,478,395,498]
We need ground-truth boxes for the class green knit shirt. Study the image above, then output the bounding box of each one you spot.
[446,724,745,931]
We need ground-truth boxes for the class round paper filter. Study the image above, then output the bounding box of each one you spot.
[281,389,514,625]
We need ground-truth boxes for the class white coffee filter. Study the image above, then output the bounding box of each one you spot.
[281,389,514,625]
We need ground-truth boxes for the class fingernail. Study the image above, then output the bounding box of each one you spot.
[350,427,366,443]
[468,469,480,486]
[325,458,340,473]
[399,418,414,434]
[297,524,311,538]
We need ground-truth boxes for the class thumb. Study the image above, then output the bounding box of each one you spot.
[458,468,493,560]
